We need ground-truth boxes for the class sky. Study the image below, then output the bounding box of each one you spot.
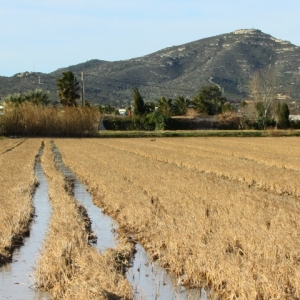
[1,0,300,77]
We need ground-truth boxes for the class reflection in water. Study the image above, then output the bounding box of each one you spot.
[73,179,119,252]
[0,149,51,300]
[127,244,208,300]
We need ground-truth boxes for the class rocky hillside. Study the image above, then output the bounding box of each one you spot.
[1,29,300,106]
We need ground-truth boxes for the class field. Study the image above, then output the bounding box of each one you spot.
[0,138,40,264]
[55,137,300,299]
[1,137,300,299]
[35,140,133,299]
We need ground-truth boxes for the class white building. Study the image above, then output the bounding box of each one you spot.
[289,115,300,121]
[118,108,126,116]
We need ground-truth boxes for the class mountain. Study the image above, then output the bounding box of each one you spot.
[1,29,300,107]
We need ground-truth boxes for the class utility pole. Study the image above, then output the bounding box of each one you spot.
[81,72,85,107]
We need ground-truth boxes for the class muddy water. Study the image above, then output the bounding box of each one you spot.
[0,149,51,300]
[52,144,207,300]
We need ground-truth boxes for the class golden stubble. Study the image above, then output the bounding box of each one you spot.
[0,138,41,264]
[55,137,300,299]
[35,140,132,299]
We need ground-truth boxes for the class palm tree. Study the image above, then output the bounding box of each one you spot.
[24,89,50,105]
[156,97,173,116]
[3,89,50,105]
[57,71,80,107]
[173,96,190,115]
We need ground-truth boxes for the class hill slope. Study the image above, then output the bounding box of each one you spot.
[1,29,300,106]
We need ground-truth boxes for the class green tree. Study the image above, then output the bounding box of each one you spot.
[222,102,234,114]
[173,96,190,115]
[277,103,290,129]
[144,101,155,114]
[3,89,50,106]
[24,89,50,105]
[193,86,226,115]
[57,71,80,107]
[156,97,173,116]
[132,87,145,116]
[3,92,25,105]
[145,111,169,130]
[255,102,265,129]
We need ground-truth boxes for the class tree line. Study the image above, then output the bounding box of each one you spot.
[1,69,296,130]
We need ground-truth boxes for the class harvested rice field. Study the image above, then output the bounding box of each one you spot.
[0,138,40,265]
[1,137,300,299]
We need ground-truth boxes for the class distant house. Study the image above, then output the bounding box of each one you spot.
[289,115,300,121]
[118,108,126,116]
[0,105,4,115]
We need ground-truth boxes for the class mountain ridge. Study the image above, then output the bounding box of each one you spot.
[1,29,300,106]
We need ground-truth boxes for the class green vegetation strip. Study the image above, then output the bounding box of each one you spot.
[98,130,300,138]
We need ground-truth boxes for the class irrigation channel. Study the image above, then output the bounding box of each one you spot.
[52,143,208,300]
[0,146,51,300]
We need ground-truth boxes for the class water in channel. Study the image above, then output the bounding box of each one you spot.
[0,147,51,300]
[127,244,208,300]
[52,143,207,300]
[51,144,118,252]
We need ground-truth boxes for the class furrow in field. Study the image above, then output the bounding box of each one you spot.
[52,142,204,299]
[0,142,51,299]
[95,138,300,197]
[35,140,132,300]
[55,138,300,299]
[0,138,26,155]
[0,139,41,265]
[159,137,300,171]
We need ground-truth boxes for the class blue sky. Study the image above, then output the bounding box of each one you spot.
[1,0,299,76]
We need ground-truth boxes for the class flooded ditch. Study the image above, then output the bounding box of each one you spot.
[127,243,208,300]
[0,146,51,300]
[52,144,118,253]
[52,143,208,300]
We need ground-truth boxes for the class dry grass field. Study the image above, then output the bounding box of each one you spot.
[35,140,133,299]
[0,138,26,154]
[0,138,41,265]
[55,137,300,299]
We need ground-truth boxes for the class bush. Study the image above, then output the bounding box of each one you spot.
[103,112,171,131]
[290,120,300,129]
[145,111,170,131]
[103,116,149,131]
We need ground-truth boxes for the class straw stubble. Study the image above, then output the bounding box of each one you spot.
[35,140,132,299]
[0,139,41,265]
[55,137,300,299]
